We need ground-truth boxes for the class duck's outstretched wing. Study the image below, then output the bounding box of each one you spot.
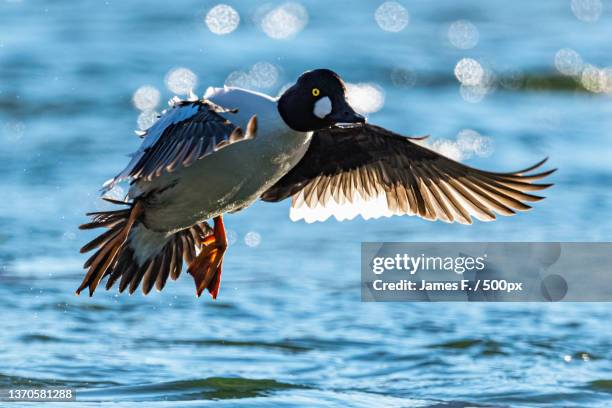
[261,124,555,224]
[102,98,257,192]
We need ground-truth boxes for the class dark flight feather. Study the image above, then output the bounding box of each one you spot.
[261,124,555,224]
[103,100,257,192]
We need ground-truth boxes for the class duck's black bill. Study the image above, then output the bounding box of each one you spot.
[329,102,366,126]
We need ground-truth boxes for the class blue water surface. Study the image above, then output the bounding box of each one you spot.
[1,0,612,406]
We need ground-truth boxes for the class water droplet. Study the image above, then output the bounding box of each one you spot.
[244,231,261,247]
[571,0,602,22]
[454,58,484,86]
[205,4,240,35]
[165,67,198,95]
[448,20,479,49]
[132,85,161,111]
[554,48,584,76]
[374,1,409,32]
[260,2,308,39]
[346,82,385,115]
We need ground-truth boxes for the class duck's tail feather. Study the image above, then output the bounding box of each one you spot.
[76,201,213,296]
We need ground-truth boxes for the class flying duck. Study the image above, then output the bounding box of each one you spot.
[77,69,555,299]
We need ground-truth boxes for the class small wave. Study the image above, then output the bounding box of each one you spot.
[0,373,115,389]
[427,338,506,356]
[173,339,312,353]
[587,380,612,392]
[78,377,307,402]
[19,333,64,343]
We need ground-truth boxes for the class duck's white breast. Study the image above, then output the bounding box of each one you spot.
[135,87,312,233]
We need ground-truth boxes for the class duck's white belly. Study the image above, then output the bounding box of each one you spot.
[132,88,311,233]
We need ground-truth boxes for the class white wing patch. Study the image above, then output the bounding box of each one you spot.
[289,189,395,223]
[288,177,495,224]
[313,97,332,119]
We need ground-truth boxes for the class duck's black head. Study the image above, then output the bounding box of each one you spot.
[278,69,365,132]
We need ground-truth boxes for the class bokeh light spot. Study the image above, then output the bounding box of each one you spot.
[454,58,484,86]
[137,111,159,130]
[459,84,488,103]
[260,2,308,39]
[224,62,280,90]
[249,62,280,89]
[165,67,198,95]
[205,4,240,35]
[346,82,385,114]
[554,48,584,76]
[132,85,161,111]
[448,20,479,49]
[427,129,493,161]
[456,129,493,157]
[581,64,606,93]
[244,231,262,247]
[374,1,409,32]
[571,0,602,22]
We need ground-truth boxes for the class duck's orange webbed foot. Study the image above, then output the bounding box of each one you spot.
[188,215,227,299]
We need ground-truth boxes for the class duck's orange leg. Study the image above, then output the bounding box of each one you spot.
[188,215,227,299]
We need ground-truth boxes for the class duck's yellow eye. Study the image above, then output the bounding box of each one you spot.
[312,88,320,97]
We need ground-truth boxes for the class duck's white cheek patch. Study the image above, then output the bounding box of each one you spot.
[313,97,332,119]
